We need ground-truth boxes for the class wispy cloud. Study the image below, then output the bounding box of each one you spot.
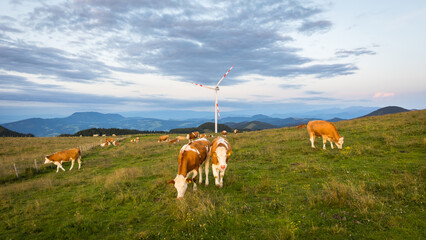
[335,47,376,58]
[373,92,395,98]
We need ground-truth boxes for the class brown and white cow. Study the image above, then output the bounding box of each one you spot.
[296,123,306,129]
[186,131,200,143]
[44,148,82,173]
[100,138,115,147]
[169,138,179,144]
[200,134,207,138]
[158,135,170,142]
[221,130,227,137]
[210,137,232,188]
[168,138,211,198]
[234,129,239,135]
[176,136,187,141]
[307,120,344,150]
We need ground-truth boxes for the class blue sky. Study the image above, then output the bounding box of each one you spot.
[0,0,425,123]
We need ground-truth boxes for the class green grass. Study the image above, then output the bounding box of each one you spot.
[0,111,425,239]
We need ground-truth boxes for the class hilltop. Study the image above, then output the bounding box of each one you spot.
[361,106,410,117]
[0,110,424,239]
[0,126,34,137]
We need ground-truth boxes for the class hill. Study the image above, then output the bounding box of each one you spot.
[0,110,424,239]
[228,120,277,131]
[361,106,410,117]
[0,126,34,137]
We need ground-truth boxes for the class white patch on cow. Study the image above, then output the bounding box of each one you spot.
[183,144,200,154]
[215,146,228,171]
[44,157,52,164]
[336,137,344,149]
[173,174,188,199]
[216,138,230,149]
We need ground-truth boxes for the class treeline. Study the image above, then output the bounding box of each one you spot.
[0,126,35,137]
[59,128,166,137]
[169,122,233,134]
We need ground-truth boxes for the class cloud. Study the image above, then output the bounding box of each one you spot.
[335,47,376,58]
[279,83,304,89]
[298,20,332,34]
[373,92,395,98]
[305,90,323,95]
[12,0,357,85]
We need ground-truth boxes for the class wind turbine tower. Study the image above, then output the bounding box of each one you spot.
[193,66,234,133]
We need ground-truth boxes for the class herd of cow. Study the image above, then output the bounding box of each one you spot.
[42,120,343,198]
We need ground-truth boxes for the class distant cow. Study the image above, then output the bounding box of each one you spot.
[168,138,211,198]
[307,120,344,150]
[101,138,115,147]
[112,134,116,136]
[176,136,187,141]
[200,134,207,138]
[112,141,119,146]
[186,131,200,143]
[296,124,306,129]
[210,137,232,188]
[234,129,239,135]
[44,148,82,173]
[221,130,227,137]
[169,138,179,144]
[158,135,170,142]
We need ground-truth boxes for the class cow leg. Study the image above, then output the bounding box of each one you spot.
[219,170,226,188]
[190,170,198,191]
[198,165,203,184]
[69,159,75,171]
[310,135,315,148]
[329,140,334,149]
[212,164,220,186]
[77,156,82,170]
[54,162,65,172]
[204,156,210,186]
[322,137,327,150]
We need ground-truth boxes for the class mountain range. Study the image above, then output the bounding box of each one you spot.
[0,106,411,137]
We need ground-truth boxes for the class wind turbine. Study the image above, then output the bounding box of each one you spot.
[193,66,234,133]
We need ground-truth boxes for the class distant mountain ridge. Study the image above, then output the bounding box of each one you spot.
[360,106,410,118]
[0,106,411,137]
[0,126,34,137]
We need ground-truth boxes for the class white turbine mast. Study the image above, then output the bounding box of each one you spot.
[193,66,234,133]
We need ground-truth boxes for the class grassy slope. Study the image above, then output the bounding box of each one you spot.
[0,110,425,239]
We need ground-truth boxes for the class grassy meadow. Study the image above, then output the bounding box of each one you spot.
[0,110,425,239]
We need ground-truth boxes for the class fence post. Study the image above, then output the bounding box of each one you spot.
[34,159,38,173]
[13,162,19,178]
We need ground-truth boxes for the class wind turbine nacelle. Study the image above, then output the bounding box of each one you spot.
[215,86,220,91]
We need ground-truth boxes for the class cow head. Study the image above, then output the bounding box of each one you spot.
[213,146,232,171]
[336,136,344,149]
[168,175,195,199]
[44,156,52,164]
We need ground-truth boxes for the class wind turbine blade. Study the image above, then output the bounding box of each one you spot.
[216,65,234,88]
[192,82,216,90]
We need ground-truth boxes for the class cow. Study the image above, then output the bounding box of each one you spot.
[168,138,211,198]
[307,120,344,150]
[44,148,82,173]
[222,130,227,137]
[210,137,232,188]
[186,131,200,143]
[169,138,179,144]
[296,124,306,129]
[176,136,187,141]
[112,141,119,146]
[112,134,116,136]
[101,138,115,147]
[234,129,239,135]
[200,134,207,138]
[158,135,170,142]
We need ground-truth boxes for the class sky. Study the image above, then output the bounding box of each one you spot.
[0,0,425,123]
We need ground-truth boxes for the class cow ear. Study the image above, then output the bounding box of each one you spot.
[168,180,175,185]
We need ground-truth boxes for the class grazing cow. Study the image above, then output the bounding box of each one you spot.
[176,136,187,141]
[93,134,99,137]
[112,134,116,136]
[101,138,115,147]
[307,120,344,150]
[222,130,227,137]
[296,124,306,129]
[158,135,170,142]
[168,138,211,198]
[44,148,82,173]
[169,138,179,144]
[234,129,239,135]
[112,141,119,146]
[210,137,232,188]
[207,134,214,138]
[186,131,200,143]
[200,134,207,138]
